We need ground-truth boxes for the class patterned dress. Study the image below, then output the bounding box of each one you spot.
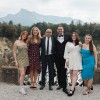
[28,43,41,73]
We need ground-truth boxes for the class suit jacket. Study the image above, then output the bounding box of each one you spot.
[40,36,55,62]
[54,34,70,56]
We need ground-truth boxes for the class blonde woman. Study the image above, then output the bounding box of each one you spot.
[80,34,97,95]
[27,27,41,88]
[13,31,29,95]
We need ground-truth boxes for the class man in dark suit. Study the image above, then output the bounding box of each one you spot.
[40,29,55,90]
[54,25,69,94]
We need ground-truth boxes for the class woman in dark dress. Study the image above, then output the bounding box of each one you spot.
[28,27,41,88]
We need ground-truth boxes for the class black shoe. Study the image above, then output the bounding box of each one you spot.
[91,86,93,90]
[79,82,84,86]
[40,85,45,90]
[76,82,79,86]
[63,89,68,94]
[67,88,75,96]
[49,86,53,90]
[39,81,42,85]
[69,83,72,86]
[56,86,62,90]
[52,81,57,86]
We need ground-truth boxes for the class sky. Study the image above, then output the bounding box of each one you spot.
[0,0,100,22]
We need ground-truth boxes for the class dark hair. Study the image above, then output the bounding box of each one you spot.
[85,34,94,54]
[70,32,80,46]
[57,25,64,29]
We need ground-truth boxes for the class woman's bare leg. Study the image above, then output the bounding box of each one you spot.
[33,68,38,87]
[71,70,78,90]
[82,79,89,95]
[19,67,26,86]
[87,78,93,90]
[30,68,34,86]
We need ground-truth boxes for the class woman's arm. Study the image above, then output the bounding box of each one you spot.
[64,43,69,62]
[79,41,83,47]
[64,43,69,68]
[13,41,18,67]
[93,45,97,70]
[27,35,31,47]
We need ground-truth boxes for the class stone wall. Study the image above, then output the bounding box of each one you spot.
[94,53,100,84]
[0,37,14,68]
[0,66,19,85]
[97,53,100,68]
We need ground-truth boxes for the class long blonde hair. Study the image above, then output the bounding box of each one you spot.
[29,27,41,44]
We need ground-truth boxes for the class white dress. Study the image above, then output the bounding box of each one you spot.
[64,42,82,70]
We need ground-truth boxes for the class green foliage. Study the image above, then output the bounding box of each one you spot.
[0,21,100,42]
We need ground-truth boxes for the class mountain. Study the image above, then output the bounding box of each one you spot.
[0,8,81,26]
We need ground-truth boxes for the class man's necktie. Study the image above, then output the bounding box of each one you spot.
[47,37,49,55]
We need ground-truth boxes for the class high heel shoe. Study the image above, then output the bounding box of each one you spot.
[33,82,37,88]
[30,82,37,88]
[83,87,90,95]
[67,88,75,96]
[91,86,93,90]
[30,82,34,88]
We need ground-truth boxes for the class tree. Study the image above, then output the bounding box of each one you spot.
[69,20,76,33]
[9,20,13,25]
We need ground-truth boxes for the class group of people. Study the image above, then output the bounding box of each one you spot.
[13,25,97,96]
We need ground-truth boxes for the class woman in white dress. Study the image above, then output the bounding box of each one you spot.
[64,32,82,96]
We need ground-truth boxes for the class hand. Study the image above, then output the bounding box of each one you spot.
[79,42,83,47]
[15,61,19,68]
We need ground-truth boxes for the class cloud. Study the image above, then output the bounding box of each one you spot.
[0,0,100,22]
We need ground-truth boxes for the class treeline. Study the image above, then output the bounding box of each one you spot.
[0,20,100,41]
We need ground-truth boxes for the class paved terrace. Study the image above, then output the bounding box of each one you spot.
[0,82,100,100]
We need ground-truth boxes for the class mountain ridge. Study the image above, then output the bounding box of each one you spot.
[0,8,81,26]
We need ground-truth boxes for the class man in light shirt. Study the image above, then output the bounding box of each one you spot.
[54,25,70,94]
[40,29,55,90]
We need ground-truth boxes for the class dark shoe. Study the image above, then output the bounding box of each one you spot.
[67,89,75,96]
[76,82,79,86]
[69,83,72,86]
[63,89,68,94]
[49,86,53,90]
[79,81,84,86]
[39,81,42,85]
[91,86,93,90]
[40,85,45,90]
[56,86,62,90]
[30,86,34,88]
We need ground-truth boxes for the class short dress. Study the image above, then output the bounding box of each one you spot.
[64,42,82,70]
[28,43,41,73]
[17,45,29,68]
[80,49,95,79]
